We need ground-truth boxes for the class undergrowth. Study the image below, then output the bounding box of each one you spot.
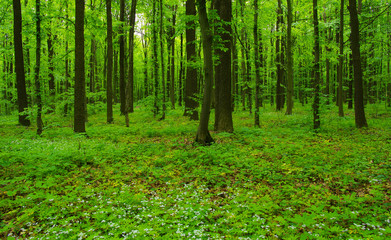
[0,104,390,239]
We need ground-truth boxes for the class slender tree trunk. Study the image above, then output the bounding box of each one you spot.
[285,0,294,115]
[142,37,149,98]
[214,0,233,132]
[64,4,70,116]
[337,0,345,117]
[169,6,176,109]
[159,0,166,120]
[276,0,285,111]
[13,0,30,126]
[106,0,113,123]
[119,0,125,115]
[178,33,184,107]
[313,0,321,130]
[113,49,118,103]
[195,0,214,145]
[348,0,368,128]
[125,0,137,127]
[47,30,56,112]
[153,0,159,116]
[184,0,199,120]
[74,0,86,133]
[254,0,261,126]
[35,0,43,135]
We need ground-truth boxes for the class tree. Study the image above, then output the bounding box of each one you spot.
[254,0,261,126]
[35,0,43,135]
[159,0,166,121]
[12,0,30,126]
[153,0,159,117]
[184,0,199,120]
[74,0,86,133]
[337,0,345,117]
[276,0,285,111]
[285,0,294,115]
[313,0,320,130]
[125,0,137,127]
[214,0,233,132]
[119,0,126,115]
[106,0,113,123]
[195,0,214,145]
[348,0,368,128]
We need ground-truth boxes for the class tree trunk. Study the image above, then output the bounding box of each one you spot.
[178,33,184,106]
[285,0,294,115]
[47,29,56,112]
[276,0,285,111]
[214,0,233,132]
[337,0,345,117]
[348,0,368,128]
[35,0,43,135]
[195,0,214,145]
[159,0,166,120]
[125,0,137,127]
[313,0,321,130]
[184,0,199,120]
[254,0,261,126]
[106,0,113,123]
[119,0,126,115]
[74,0,86,133]
[12,0,30,126]
[153,0,159,117]
[169,6,176,109]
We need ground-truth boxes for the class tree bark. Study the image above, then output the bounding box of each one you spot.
[125,0,137,127]
[119,0,126,115]
[285,0,294,115]
[35,0,43,135]
[153,0,159,116]
[348,0,368,128]
[159,0,166,120]
[337,0,345,117]
[74,0,86,133]
[276,0,285,111]
[313,0,321,130]
[106,0,113,123]
[184,0,199,120]
[214,0,233,132]
[12,0,30,126]
[254,0,261,126]
[195,0,214,145]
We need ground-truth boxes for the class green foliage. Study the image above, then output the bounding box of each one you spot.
[1,104,391,238]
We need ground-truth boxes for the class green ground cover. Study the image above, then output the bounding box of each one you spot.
[1,104,390,239]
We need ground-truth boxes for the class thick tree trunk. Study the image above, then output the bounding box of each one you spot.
[74,0,86,133]
[125,0,137,127]
[214,0,233,132]
[348,0,368,128]
[313,0,321,130]
[13,0,30,126]
[285,0,294,115]
[195,0,214,145]
[35,0,43,135]
[106,0,113,123]
[184,0,199,120]
[337,0,345,117]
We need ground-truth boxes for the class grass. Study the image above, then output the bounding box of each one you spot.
[0,103,390,239]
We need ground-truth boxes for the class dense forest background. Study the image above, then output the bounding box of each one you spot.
[1,0,390,140]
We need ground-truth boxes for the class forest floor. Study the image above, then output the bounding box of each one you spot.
[1,103,391,239]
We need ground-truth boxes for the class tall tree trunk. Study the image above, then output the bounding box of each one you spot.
[313,0,321,130]
[12,0,30,126]
[74,0,86,133]
[35,0,43,135]
[348,53,353,109]
[184,0,199,120]
[285,0,294,115]
[276,0,285,111]
[159,0,166,120]
[195,0,214,145]
[64,4,70,116]
[214,0,233,132]
[153,0,159,116]
[178,33,184,107]
[119,0,125,115]
[169,7,176,110]
[142,37,149,98]
[254,0,261,126]
[47,30,56,112]
[125,0,137,127]
[106,0,113,123]
[337,0,345,117]
[348,0,368,128]
[113,49,118,103]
